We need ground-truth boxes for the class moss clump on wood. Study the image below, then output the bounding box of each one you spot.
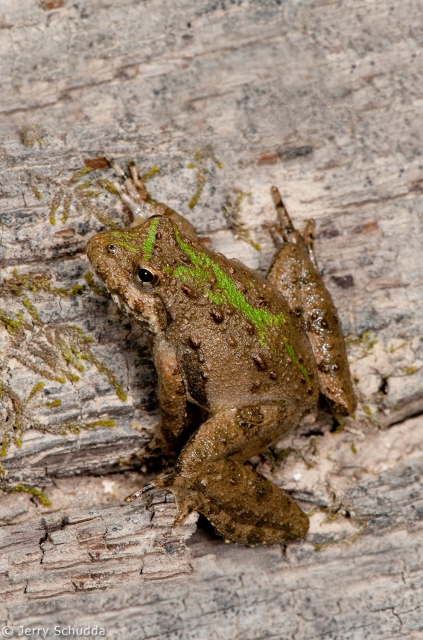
[2,483,52,506]
[0,271,127,457]
[222,189,260,250]
[187,148,222,209]
[62,419,116,435]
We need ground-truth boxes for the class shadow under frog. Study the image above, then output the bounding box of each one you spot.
[87,164,356,545]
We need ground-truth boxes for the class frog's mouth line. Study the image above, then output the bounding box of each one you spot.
[109,292,152,331]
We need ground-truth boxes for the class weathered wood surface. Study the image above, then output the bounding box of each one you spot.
[1,0,423,637]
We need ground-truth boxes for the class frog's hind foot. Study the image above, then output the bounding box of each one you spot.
[270,186,294,241]
[124,473,202,525]
[270,185,318,269]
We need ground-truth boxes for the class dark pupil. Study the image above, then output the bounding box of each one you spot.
[138,268,154,283]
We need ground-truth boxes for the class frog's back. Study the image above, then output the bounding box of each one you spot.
[162,245,319,414]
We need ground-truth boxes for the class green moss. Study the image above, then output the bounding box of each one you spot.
[98,179,120,196]
[0,308,28,335]
[75,179,93,191]
[0,271,84,298]
[1,295,127,454]
[188,150,222,209]
[390,342,407,354]
[347,331,372,346]
[70,166,92,184]
[351,443,357,455]
[10,484,52,506]
[30,175,43,200]
[366,339,378,350]
[189,170,206,209]
[333,423,345,434]
[141,165,161,182]
[49,189,63,225]
[22,296,41,323]
[31,163,126,230]
[84,271,110,298]
[63,419,116,434]
[260,446,293,470]
[27,382,45,400]
[45,399,61,408]
[61,192,72,224]
[402,366,418,375]
[363,405,372,415]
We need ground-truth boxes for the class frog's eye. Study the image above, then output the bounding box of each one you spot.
[138,268,154,282]
[108,244,118,254]
[138,268,155,284]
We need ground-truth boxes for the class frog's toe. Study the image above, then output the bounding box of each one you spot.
[123,471,174,503]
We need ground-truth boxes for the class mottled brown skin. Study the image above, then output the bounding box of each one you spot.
[86,164,356,545]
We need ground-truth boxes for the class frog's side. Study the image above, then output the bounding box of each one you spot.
[87,163,356,545]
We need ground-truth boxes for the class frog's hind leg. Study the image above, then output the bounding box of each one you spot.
[267,187,305,319]
[268,186,356,417]
[129,405,310,545]
[191,459,308,545]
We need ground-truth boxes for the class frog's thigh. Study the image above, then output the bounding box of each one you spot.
[268,234,356,417]
[299,261,357,416]
[176,405,297,475]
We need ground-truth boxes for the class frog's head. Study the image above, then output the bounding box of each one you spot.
[87,215,176,333]
[86,215,192,333]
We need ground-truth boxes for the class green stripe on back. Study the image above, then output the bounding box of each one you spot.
[142,217,161,260]
[172,227,309,378]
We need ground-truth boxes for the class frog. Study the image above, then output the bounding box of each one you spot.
[86,161,356,546]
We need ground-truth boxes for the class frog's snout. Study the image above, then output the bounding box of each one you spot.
[86,232,104,265]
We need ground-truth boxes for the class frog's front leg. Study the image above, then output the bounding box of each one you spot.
[147,339,187,465]
[128,405,309,545]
